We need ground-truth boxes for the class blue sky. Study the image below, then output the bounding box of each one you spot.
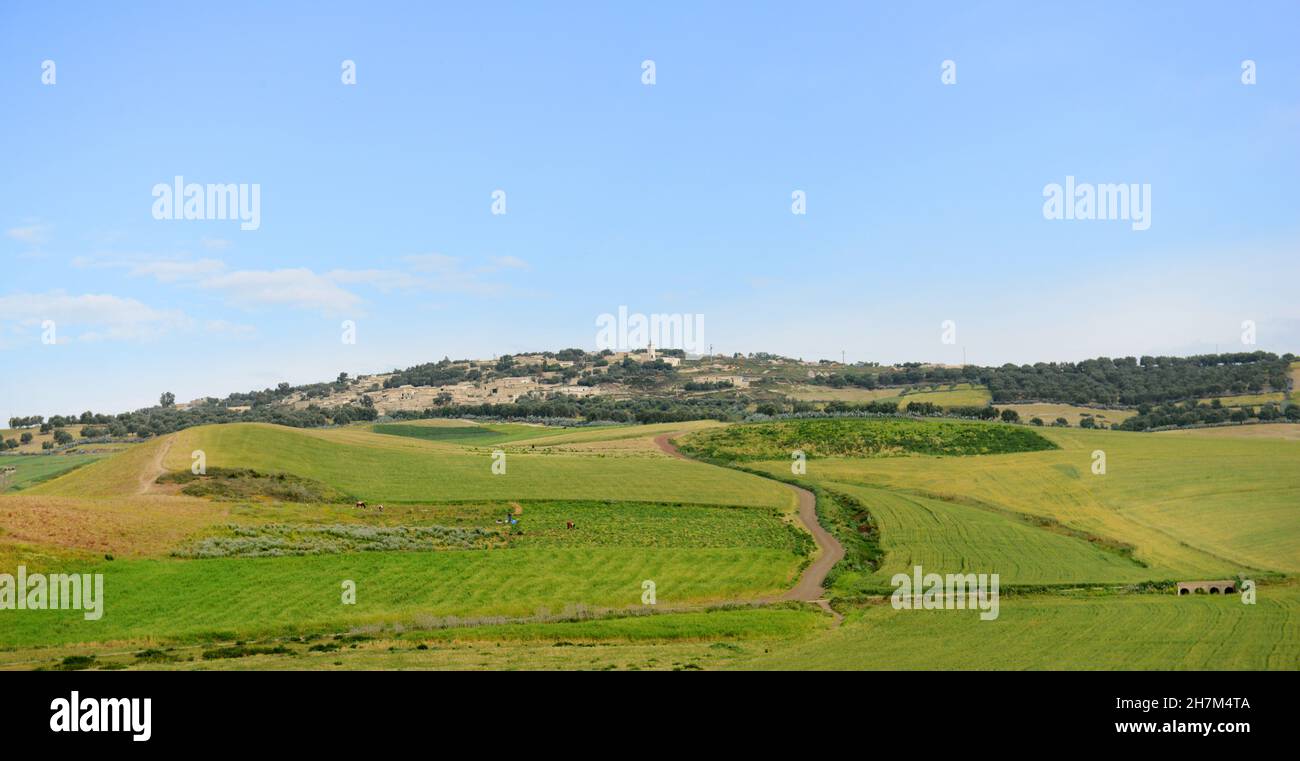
[2,1,1298,420]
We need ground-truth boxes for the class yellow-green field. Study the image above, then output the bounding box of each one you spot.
[831,483,1154,587]
[994,402,1136,427]
[1205,392,1288,407]
[781,383,991,408]
[1157,423,1300,441]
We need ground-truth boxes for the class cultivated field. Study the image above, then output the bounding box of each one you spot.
[742,584,1300,670]
[0,453,101,493]
[781,383,991,408]
[993,402,1136,427]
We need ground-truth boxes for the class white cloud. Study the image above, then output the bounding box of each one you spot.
[66,251,531,315]
[5,223,51,245]
[486,255,529,271]
[402,253,461,274]
[201,268,362,313]
[204,319,258,339]
[130,258,226,282]
[325,268,421,291]
[0,291,188,343]
[71,255,360,313]
[400,253,522,295]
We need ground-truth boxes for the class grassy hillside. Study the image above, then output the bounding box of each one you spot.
[28,437,168,498]
[34,423,794,510]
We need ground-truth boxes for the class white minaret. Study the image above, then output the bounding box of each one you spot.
[647,341,656,360]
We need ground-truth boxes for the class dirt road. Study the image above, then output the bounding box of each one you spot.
[139,436,174,494]
[653,433,844,619]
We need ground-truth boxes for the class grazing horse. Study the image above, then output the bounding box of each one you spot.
[355,500,367,510]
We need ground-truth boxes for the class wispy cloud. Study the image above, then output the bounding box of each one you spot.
[485,255,529,272]
[5,223,51,245]
[201,268,362,313]
[129,258,226,282]
[0,291,188,344]
[68,251,531,314]
[203,319,258,339]
[324,268,421,291]
[401,252,527,295]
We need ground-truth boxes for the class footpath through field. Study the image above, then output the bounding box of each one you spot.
[654,433,844,621]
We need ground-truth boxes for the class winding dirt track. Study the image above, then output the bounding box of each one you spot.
[653,433,844,620]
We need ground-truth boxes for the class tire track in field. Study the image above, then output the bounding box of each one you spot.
[654,433,844,621]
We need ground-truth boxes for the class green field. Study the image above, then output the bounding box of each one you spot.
[0,546,805,648]
[0,454,101,493]
[743,586,1300,670]
[2,606,829,671]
